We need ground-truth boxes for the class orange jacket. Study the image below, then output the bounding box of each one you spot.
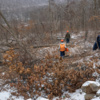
[60,44,66,51]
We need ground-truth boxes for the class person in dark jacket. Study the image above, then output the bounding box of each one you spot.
[93,35,100,50]
[65,30,70,43]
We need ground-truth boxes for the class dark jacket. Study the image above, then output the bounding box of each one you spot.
[93,35,100,50]
[65,32,70,39]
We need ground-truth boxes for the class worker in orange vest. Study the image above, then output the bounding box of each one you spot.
[59,39,67,58]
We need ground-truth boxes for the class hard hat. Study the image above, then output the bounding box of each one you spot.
[67,30,69,33]
[61,39,64,42]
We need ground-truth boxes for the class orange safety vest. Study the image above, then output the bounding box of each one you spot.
[60,44,66,51]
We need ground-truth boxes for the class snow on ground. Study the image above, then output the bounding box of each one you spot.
[37,97,49,100]
[85,41,93,48]
[0,31,99,100]
[71,35,77,39]
[0,91,11,100]
[97,89,100,95]
[68,89,85,100]
[0,79,86,100]
[0,79,4,86]
[0,91,24,100]
[0,84,96,100]
[70,46,81,55]
[92,71,99,77]
[73,58,83,64]
[82,81,100,87]
[36,89,85,100]
[71,32,84,39]
[92,97,100,100]
[97,60,100,65]
[0,84,25,100]
[37,46,58,59]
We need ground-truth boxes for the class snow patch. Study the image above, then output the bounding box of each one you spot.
[68,89,85,100]
[27,99,32,100]
[82,81,100,87]
[97,89,100,95]
[71,35,77,39]
[0,91,29,100]
[91,97,100,100]
[70,47,81,55]
[36,97,49,100]
[2,72,5,76]
[0,84,25,100]
[92,72,99,77]
[97,60,100,65]
[73,58,83,64]
[94,53,99,57]
[85,41,93,48]
[93,63,96,69]
[0,91,11,100]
